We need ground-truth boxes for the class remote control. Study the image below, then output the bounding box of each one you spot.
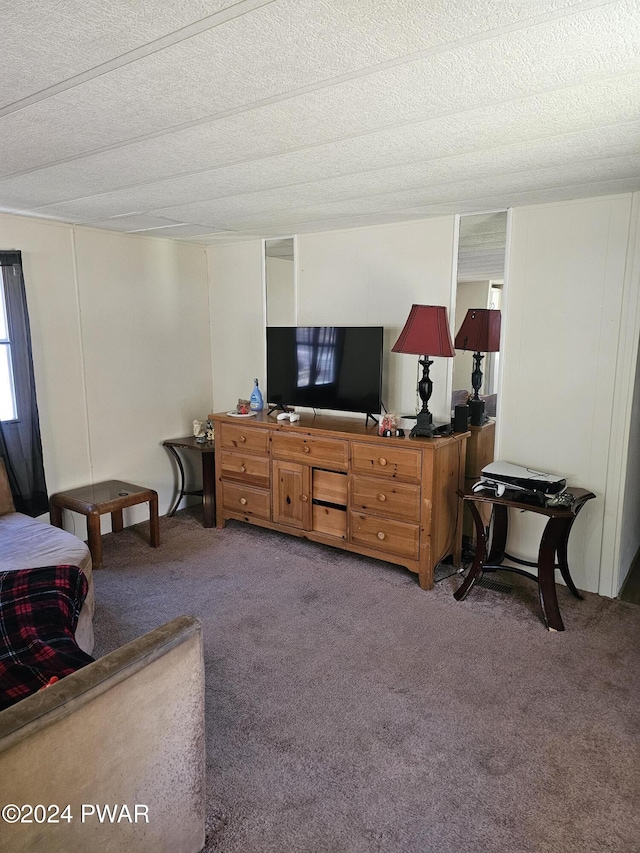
[546,492,575,508]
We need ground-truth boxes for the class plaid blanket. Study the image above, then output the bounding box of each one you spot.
[0,565,95,711]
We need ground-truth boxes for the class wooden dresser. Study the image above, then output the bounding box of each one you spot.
[211,411,468,590]
[463,419,496,537]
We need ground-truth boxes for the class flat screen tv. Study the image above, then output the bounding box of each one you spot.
[266,326,383,415]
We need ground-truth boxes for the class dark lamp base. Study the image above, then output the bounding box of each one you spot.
[409,410,436,438]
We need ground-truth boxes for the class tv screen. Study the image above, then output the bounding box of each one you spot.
[266,326,383,415]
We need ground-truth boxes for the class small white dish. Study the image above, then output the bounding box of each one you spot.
[226,411,257,418]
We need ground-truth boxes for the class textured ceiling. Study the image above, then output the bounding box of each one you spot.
[1,0,639,243]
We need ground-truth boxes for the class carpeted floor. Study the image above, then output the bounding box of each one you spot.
[93,508,640,853]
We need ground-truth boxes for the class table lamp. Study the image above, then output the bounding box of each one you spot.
[454,308,501,426]
[392,304,455,437]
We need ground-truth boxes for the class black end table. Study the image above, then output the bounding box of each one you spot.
[455,486,596,631]
[163,437,216,527]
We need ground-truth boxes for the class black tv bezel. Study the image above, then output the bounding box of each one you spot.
[266,325,384,416]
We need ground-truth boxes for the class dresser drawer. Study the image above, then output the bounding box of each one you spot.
[312,504,347,539]
[349,512,419,560]
[271,433,348,469]
[313,469,348,506]
[220,451,270,489]
[221,482,271,520]
[219,423,270,455]
[350,475,420,523]
[351,442,422,483]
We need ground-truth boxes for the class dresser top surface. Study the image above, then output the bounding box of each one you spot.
[211,411,468,448]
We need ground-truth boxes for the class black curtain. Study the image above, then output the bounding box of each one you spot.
[0,251,48,516]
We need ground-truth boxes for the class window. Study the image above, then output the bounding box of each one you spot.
[0,250,48,516]
[0,268,18,421]
[296,326,338,388]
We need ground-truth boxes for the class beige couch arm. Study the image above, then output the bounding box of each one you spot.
[0,615,205,853]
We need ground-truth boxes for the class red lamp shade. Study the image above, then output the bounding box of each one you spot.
[454,308,501,353]
[391,304,455,357]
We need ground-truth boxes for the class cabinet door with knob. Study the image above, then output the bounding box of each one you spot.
[272,460,311,529]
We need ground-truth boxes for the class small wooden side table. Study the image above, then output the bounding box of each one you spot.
[162,436,216,528]
[455,486,595,631]
[50,480,159,569]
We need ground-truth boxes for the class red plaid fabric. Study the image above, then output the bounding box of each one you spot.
[0,565,94,711]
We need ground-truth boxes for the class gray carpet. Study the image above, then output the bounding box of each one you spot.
[93,508,640,853]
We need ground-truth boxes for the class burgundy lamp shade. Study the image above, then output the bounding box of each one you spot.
[454,308,501,353]
[392,304,455,357]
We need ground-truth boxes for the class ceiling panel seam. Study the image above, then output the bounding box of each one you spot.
[141,151,640,220]
[0,0,624,167]
[0,0,278,117]
[2,64,637,187]
[223,182,640,229]
[228,178,638,233]
[26,112,640,214]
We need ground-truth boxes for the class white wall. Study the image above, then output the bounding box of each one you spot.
[296,218,457,420]
[0,213,211,535]
[72,228,212,523]
[265,256,296,326]
[499,194,637,595]
[207,219,457,421]
[614,193,640,593]
[208,240,265,413]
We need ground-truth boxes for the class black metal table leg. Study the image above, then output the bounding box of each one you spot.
[454,499,488,601]
[164,443,186,517]
[201,452,216,528]
[556,509,587,600]
[537,516,570,631]
[162,437,216,526]
[487,503,508,565]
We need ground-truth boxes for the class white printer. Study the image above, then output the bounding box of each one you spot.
[473,461,567,502]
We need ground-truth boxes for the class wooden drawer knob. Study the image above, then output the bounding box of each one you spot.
[239,435,246,443]
[239,465,246,473]
[240,497,248,506]
[377,493,386,502]
[378,457,387,466]
[300,494,308,502]
[304,446,311,454]
[377,531,386,540]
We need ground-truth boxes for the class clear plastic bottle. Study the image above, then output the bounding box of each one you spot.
[250,378,264,411]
